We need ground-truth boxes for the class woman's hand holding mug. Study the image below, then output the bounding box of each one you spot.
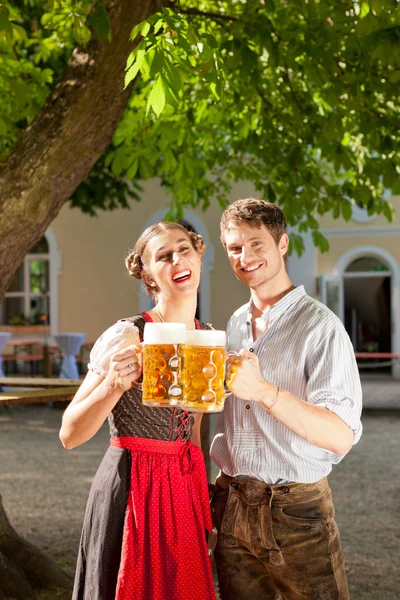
[106,345,142,392]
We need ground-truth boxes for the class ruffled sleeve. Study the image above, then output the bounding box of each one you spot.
[88,320,140,377]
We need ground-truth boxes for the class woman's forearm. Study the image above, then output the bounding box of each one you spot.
[60,377,122,450]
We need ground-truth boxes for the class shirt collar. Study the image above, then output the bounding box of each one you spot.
[247,285,306,325]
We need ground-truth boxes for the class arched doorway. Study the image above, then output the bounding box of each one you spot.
[321,246,400,377]
[343,257,391,356]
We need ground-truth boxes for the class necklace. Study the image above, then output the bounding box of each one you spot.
[155,307,164,323]
[154,306,196,330]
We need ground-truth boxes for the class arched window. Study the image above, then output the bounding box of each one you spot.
[1,237,51,326]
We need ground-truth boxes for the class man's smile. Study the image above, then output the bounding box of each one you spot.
[241,263,263,273]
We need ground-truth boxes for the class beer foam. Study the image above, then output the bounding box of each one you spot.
[143,322,187,345]
[185,330,226,347]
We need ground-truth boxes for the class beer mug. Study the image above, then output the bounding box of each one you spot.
[141,322,187,407]
[178,330,227,413]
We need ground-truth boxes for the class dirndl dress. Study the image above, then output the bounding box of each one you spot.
[71,314,216,600]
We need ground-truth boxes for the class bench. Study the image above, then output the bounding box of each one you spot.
[0,386,79,406]
[0,377,81,388]
[0,377,81,406]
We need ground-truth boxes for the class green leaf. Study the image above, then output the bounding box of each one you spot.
[163,148,178,172]
[382,201,394,222]
[12,24,27,40]
[153,18,165,35]
[226,48,242,70]
[141,47,156,81]
[341,132,351,147]
[149,50,165,79]
[267,184,276,203]
[341,201,353,222]
[141,21,151,37]
[382,161,394,188]
[139,157,153,179]
[312,231,330,253]
[130,23,141,42]
[332,202,340,219]
[389,71,400,84]
[88,4,111,41]
[146,75,166,117]
[162,74,180,108]
[104,152,114,168]
[0,7,13,34]
[209,77,222,100]
[289,233,305,258]
[125,47,147,87]
[126,157,139,179]
[360,3,370,19]
[163,59,182,94]
[111,153,124,176]
[370,0,385,16]
[165,202,184,222]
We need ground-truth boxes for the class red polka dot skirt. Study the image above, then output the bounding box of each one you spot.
[110,437,216,600]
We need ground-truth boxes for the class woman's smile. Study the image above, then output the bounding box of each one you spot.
[172,269,192,283]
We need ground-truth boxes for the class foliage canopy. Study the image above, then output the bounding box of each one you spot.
[1,0,399,255]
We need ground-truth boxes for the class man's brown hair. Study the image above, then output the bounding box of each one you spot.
[220,198,287,246]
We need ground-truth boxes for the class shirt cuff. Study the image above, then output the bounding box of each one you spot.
[320,398,363,447]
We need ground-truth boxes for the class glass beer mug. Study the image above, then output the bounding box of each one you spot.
[178,330,227,413]
[141,322,187,407]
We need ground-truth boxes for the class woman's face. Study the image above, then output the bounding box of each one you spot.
[142,229,202,300]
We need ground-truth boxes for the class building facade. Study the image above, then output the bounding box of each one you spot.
[2,182,399,375]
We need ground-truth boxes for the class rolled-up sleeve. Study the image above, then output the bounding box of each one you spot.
[305,320,363,451]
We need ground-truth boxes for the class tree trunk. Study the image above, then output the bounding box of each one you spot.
[0,495,71,598]
[0,1,161,597]
[0,0,161,300]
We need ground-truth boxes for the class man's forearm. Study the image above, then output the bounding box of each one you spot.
[257,384,354,455]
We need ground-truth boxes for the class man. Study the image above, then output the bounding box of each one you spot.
[210,198,362,600]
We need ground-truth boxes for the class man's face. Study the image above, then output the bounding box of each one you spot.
[223,222,288,290]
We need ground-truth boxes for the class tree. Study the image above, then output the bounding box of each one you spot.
[111,0,400,255]
[0,1,161,596]
[0,0,159,301]
[1,2,399,294]
[0,0,399,596]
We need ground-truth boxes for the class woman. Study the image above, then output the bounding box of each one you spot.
[60,222,216,600]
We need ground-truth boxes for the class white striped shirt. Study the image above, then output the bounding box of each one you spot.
[210,286,363,484]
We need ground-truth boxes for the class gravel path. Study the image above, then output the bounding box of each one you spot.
[0,405,399,599]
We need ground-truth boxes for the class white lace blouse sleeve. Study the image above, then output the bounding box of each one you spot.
[87,320,140,377]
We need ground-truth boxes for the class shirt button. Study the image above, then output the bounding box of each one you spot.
[246,321,250,326]
[246,405,250,410]
[249,348,254,352]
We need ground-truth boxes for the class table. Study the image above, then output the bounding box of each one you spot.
[0,386,79,406]
[0,377,81,388]
[0,332,11,377]
[54,333,86,379]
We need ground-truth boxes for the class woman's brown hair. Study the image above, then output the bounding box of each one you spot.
[125,222,205,298]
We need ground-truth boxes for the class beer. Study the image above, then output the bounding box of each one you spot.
[142,323,187,407]
[178,330,227,413]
